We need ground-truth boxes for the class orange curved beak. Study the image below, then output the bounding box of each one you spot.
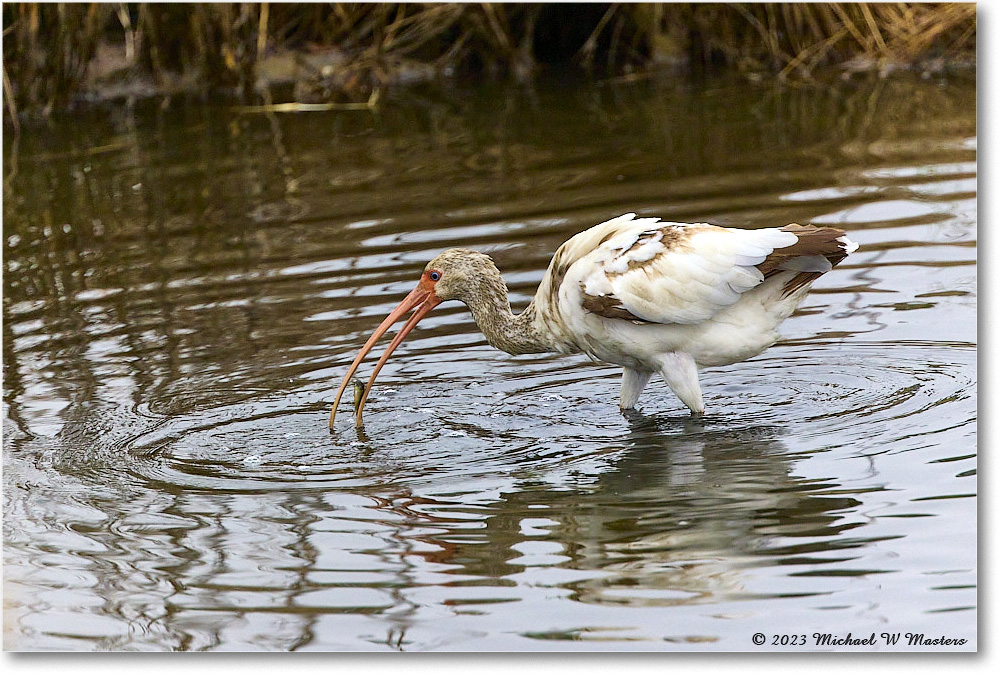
[329,278,442,428]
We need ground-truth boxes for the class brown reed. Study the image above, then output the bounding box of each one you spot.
[1,3,976,120]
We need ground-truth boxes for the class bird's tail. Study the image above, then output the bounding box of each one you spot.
[757,224,858,296]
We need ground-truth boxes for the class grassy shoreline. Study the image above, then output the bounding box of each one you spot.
[2,2,976,121]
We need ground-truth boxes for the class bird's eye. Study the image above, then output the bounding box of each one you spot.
[429,271,441,281]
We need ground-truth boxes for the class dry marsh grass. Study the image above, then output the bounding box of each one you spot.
[2,3,976,119]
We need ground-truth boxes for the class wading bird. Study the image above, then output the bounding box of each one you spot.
[330,213,858,427]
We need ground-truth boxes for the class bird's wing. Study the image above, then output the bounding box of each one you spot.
[574,219,804,325]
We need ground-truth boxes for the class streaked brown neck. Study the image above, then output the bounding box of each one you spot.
[464,282,551,355]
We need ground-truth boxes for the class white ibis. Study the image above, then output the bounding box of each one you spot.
[330,213,858,427]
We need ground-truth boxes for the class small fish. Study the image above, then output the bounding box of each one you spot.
[351,377,366,415]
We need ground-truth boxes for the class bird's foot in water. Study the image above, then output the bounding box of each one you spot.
[620,406,643,422]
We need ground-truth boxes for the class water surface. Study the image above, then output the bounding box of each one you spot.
[3,73,976,651]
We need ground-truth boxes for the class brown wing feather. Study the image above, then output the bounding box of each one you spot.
[758,224,851,295]
[580,293,655,323]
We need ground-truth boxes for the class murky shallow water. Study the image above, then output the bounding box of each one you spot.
[3,73,976,651]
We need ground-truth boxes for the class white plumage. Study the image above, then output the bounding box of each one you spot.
[528,213,858,414]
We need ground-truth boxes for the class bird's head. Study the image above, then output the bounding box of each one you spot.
[329,248,501,428]
[423,248,501,304]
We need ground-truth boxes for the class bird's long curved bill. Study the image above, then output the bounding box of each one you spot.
[329,284,441,428]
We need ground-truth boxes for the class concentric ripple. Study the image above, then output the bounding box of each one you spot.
[60,337,968,506]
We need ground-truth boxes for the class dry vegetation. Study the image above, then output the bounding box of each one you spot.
[2,3,976,119]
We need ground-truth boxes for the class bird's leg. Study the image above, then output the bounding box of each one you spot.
[620,367,653,410]
[657,352,705,415]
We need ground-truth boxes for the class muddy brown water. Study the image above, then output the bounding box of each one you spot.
[3,73,976,651]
